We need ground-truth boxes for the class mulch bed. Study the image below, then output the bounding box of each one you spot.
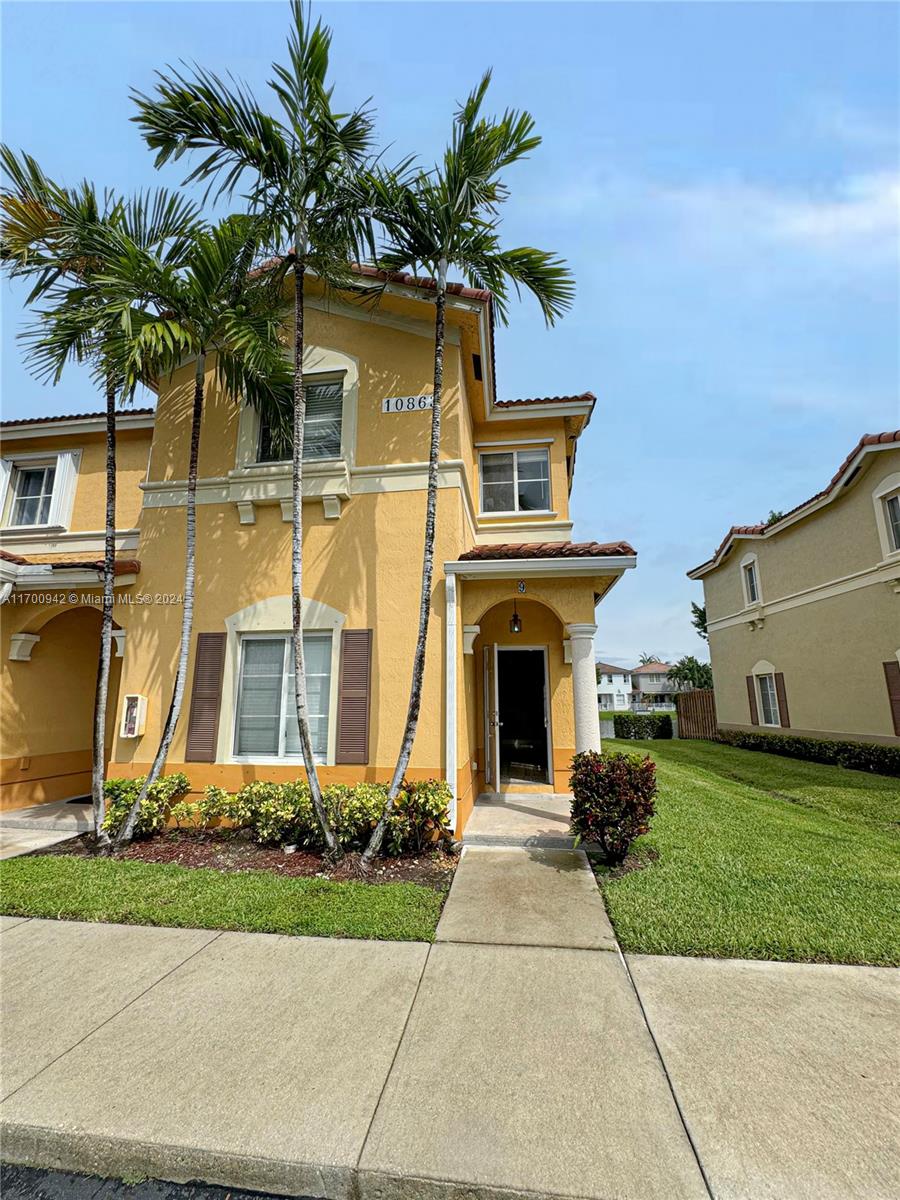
[37,829,458,891]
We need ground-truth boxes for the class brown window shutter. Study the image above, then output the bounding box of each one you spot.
[746,675,759,725]
[774,673,790,729]
[883,661,900,737]
[185,633,227,762]
[337,629,372,764]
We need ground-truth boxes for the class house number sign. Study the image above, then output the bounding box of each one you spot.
[381,394,434,414]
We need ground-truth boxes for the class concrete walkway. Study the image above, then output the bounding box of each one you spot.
[0,799,91,860]
[462,791,575,848]
[2,812,897,1200]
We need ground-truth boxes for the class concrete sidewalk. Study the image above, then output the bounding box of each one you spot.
[2,850,897,1199]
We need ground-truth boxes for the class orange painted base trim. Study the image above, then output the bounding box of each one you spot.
[0,750,97,811]
[108,761,449,797]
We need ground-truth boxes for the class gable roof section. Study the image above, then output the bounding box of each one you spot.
[630,661,672,675]
[595,661,629,675]
[688,430,900,578]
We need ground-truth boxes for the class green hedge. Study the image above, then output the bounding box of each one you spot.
[717,729,900,778]
[102,774,453,853]
[613,712,673,740]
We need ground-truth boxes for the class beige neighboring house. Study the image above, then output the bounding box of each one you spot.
[688,430,900,746]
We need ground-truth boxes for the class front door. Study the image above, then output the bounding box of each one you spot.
[497,648,551,786]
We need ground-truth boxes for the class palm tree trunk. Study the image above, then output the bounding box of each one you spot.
[90,374,116,849]
[115,351,206,848]
[291,247,339,856]
[362,258,448,866]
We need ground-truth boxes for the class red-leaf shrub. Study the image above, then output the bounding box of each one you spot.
[569,750,657,864]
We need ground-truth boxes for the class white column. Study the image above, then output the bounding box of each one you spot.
[444,572,458,831]
[566,622,601,754]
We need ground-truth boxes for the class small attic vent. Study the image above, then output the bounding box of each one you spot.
[472,353,483,382]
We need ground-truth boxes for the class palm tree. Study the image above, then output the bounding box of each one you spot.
[131,0,377,856]
[359,75,575,866]
[0,149,198,846]
[638,652,661,666]
[72,213,293,846]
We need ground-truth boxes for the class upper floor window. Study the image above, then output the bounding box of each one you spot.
[885,491,900,553]
[0,451,78,530]
[6,461,56,526]
[257,380,343,464]
[742,558,760,605]
[480,449,550,514]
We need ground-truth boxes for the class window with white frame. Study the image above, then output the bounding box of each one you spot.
[257,379,343,463]
[756,673,780,726]
[0,451,79,530]
[742,559,760,605]
[885,491,900,553]
[234,633,332,760]
[480,449,551,514]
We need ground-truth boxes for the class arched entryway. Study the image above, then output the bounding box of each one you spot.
[472,598,567,790]
[2,606,123,808]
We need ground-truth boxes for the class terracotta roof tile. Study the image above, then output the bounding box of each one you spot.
[459,540,636,561]
[689,429,900,575]
[630,662,673,674]
[0,548,140,576]
[494,392,596,409]
[0,407,155,429]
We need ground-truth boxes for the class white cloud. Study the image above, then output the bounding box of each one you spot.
[807,98,900,153]
[655,170,900,252]
[538,169,900,265]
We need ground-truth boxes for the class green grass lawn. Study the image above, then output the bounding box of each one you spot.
[0,856,444,942]
[597,738,900,965]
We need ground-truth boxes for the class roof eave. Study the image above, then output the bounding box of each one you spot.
[445,554,636,580]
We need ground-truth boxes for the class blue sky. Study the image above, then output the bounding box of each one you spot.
[2,1,898,667]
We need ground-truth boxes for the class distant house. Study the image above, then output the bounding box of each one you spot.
[596,662,632,711]
[630,662,676,710]
[688,431,900,745]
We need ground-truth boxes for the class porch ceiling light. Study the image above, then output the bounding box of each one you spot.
[509,600,522,635]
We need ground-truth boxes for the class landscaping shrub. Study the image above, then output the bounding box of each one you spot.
[387,779,453,855]
[716,729,900,778]
[569,750,657,864]
[613,712,673,740]
[102,773,191,839]
[203,777,453,853]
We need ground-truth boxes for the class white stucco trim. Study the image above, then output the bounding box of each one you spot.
[706,559,900,632]
[872,471,900,562]
[473,438,554,448]
[446,554,636,581]
[445,572,458,830]
[0,527,140,555]
[462,625,480,655]
[8,633,40,661]
[751,659,776,676]
[217,594,346,767]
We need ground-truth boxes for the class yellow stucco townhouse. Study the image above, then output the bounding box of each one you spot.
[688,430,900,747]
[0,269,636,834]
